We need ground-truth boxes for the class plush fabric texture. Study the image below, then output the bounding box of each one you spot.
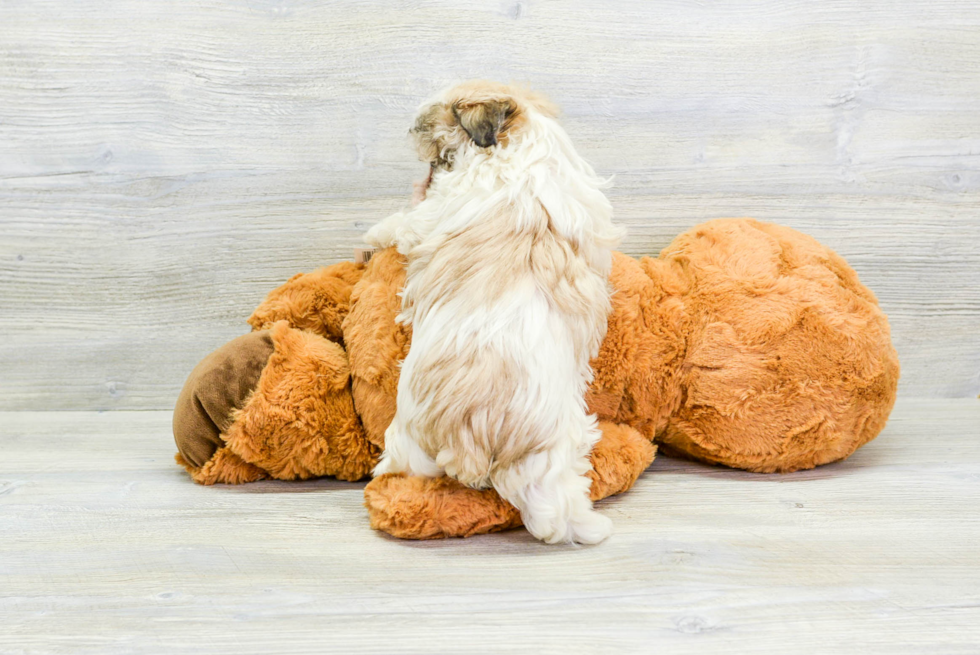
[655,219,899,472]
[363,421,656,539]
[178,446,268,486]
[247,261,365,343]
[221,321,379,482]
[175,320,379,484]
[343,247,412,451]
[173,330,275,468]
[173,218,899,538]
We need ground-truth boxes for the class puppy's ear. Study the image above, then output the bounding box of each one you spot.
[411,103,451,164]
[453,100,515,148]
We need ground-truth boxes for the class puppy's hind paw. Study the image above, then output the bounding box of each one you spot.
[566,509,613,545]
[526,507,613,545]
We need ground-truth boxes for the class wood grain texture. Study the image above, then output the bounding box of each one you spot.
[0,0,978,409]
[0,399,978,653]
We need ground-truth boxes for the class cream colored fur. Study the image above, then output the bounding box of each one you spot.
[366,81,625,544]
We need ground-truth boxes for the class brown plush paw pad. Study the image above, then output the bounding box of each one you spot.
[172,331,275,469]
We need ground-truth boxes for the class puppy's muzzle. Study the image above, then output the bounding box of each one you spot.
[471,130,497,148]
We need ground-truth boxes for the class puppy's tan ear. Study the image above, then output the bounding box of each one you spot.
[412,103,450,164]
[453,100,515,148]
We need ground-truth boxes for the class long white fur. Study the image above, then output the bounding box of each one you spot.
[366,90,624,544]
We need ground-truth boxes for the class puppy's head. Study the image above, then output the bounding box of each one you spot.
[411,80,559,172]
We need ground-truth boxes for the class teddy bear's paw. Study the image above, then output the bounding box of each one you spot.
[173,330,275,470]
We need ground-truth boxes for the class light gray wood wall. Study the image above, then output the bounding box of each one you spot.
[1,0,978,410]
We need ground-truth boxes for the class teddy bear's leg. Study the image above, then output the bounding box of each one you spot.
[586,422,659,499]
[363,421,656,540]
[173,320,379,484]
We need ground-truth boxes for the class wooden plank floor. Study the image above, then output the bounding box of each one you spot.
[1,399,978,654]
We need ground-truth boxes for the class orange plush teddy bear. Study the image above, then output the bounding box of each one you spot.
[173,217,899,539]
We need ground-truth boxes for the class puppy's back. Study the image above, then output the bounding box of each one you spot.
[402,201,611,486]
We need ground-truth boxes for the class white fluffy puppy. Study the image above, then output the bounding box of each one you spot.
[365,80,625,544]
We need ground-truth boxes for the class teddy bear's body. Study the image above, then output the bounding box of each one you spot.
[173,218,899,539]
